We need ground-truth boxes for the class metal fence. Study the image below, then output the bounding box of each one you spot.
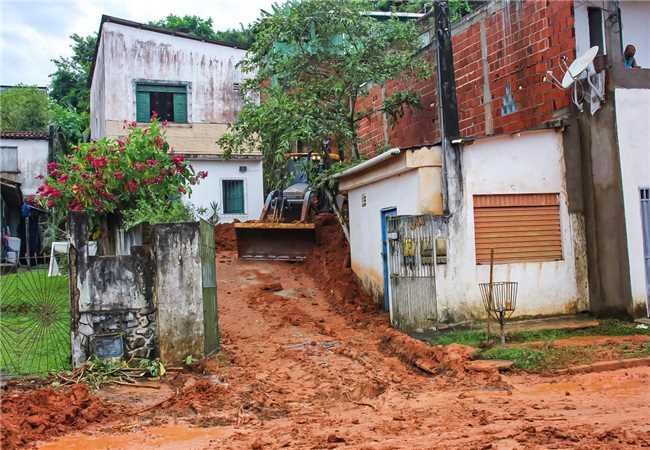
[0,255,71,376]
[387,215,446,331]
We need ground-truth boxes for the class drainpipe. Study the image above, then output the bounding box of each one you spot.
[433,1,461,215]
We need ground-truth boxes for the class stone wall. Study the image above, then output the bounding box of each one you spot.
[69,216,210,366]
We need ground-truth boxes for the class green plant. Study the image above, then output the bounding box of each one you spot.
[122,197,196,230]
[218,0,431,189]
[481,347,547,371]
[0,86,50,132]
[36,118,206,224]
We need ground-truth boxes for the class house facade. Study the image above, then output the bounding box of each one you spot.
[89,15,264,222]
[346,0,649,328]
[0,131,50,262]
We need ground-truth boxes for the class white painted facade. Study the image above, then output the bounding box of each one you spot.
[614,88,650,313]
[189,159,264,223]
[435,130,589,320]
[0,137,49,196]
[341,131,589,321]
[89,17,264,222]
[340,147,443,300]
[575,0,650,68]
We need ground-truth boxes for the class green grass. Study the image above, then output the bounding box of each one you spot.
[481,347,546,370]
[428,319,650,348]
[0,269,71,375]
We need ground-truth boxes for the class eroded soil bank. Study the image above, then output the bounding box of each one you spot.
[5,216,650,449]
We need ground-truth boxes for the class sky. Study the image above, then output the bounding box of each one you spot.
[0,0,276,86]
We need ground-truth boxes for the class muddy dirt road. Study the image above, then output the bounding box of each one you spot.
[33,247,650,450]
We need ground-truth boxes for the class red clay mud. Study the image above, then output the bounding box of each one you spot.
[29,218,650,449]
[1,384,111,450]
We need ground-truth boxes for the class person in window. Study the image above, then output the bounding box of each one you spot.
[624,44,641,68]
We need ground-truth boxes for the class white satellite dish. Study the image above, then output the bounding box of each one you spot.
[561,46,599,88]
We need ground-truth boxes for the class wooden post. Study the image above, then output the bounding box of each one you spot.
[486,248,494,342]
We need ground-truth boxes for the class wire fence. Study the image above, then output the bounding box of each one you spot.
[0,255,71,376]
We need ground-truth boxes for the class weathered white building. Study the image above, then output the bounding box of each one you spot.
[90,15,263,222]
[339,130,589,328]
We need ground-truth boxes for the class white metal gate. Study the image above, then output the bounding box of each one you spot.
[387,215,444,331]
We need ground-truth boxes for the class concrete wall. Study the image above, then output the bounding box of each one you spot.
[620,1,650,68]
[92,21,248,155]
[187,159,264,223]
[0,138,49,196]
[438,130,589,320]
[344,147,443,301]
[153,222,206,364]
[615,88,650,315]
[90,36,106,139]
[70,216,156,367]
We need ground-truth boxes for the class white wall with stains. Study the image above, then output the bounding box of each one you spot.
[90,20,264,217]
[435,130,590,321]
[0,138,49,196]
[615,88,650,315]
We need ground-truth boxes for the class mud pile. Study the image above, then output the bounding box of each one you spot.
[214,222,237,252]
[160,378,227,414]
[307,213,375,311]
[0,384,111,449]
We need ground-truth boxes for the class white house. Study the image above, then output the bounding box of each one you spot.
[89,15,264,222]
[338,131,589,329]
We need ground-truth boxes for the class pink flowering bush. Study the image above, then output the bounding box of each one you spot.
[37,118,208,222]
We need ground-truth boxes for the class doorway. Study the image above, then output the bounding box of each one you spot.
[381,208,397,311]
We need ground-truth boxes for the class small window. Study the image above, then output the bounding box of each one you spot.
[473,193,562,264]
[0,146,18,172]
[588,7,605,55]
[222,180,245,214]
[135,83,187,123]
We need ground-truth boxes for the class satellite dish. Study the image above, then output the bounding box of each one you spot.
[561,46,599,89]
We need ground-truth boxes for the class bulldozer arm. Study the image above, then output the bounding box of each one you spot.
[234,222,316,261]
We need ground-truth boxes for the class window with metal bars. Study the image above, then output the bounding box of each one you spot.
[473,193,563,264]
[222,180,245,214]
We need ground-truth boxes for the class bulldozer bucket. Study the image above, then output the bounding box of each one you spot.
[234,222,316,261]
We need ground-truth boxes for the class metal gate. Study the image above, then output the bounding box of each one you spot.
[641,188,650,317]
[387,215,441,331]
[199,219,219,355]
[0,256,71,375]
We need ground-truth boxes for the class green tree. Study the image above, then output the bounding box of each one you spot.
[149,14,253,47]
[218,0,430,187]
[0,86,50,132]
[49,33,97,112]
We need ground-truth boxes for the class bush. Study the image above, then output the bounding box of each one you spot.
[36,118,207,223]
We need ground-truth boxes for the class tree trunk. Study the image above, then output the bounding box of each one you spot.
[349,94,360,160]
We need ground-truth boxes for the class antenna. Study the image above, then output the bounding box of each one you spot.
[543,46,603,113]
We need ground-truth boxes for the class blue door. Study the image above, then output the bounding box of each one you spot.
[381,208,397,311]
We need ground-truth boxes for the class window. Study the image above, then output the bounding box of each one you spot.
[0,146,18,172]
[222,180,245,214]
[135,83,187,123]
[588,7,605,55]
[473,193,562,264]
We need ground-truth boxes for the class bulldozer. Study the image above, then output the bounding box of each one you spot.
[234,151,338,261]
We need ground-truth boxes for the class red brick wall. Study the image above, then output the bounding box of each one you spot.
[356,0,576,158]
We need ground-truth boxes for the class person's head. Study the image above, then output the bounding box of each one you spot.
[624,44,636,59]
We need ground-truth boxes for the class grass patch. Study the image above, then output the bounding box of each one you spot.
[428,319,650,348]
[481,347,546,370]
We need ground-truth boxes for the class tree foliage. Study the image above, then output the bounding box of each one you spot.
[0,86,50,132]
[372,0,478,22]
[36,119,206,223]
[219,0,430,189]
[149,14,253,48]
[49,33,97,112]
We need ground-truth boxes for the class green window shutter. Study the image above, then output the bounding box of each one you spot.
[172,93,187,123]
[136,84,186,93]
[223,180,244,214]
[136,92,150,122]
